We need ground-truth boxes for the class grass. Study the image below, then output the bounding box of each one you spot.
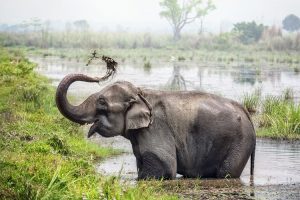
[0,47,178,199]
[1,30,300,51]
[242,89,300,140]
[242,88,261,114]
[257,96,300,140]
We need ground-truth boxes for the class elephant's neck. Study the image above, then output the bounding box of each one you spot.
[139,89,161,106]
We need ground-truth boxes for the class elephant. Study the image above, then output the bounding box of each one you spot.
[56,74,256,180]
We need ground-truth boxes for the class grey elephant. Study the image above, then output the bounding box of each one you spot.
[56,74,256,180]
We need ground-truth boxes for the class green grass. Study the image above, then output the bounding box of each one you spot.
[256,96,300,140]
[242,88,261,114]
[241,89,300,140]
[0,47,178,199]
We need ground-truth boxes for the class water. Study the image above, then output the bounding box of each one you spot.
[31,56,300,199]
[93,136,300,185]
[31,56,300,103]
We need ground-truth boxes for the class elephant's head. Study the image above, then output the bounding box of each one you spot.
[55,74,152,138]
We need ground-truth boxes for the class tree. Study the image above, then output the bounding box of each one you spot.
[159,0,215,41]
[233,21,265,44]
[282,14,300,32]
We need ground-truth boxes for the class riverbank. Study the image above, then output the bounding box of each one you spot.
[13,47,300,71]
[0,48,177,199]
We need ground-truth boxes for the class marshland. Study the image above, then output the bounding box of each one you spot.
[1,0,300,199]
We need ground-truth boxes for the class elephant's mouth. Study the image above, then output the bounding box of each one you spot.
[87,119,99,138]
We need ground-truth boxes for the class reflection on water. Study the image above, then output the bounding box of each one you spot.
[166,64,187,90]
[31,56,300,103]
[31,56,300,198]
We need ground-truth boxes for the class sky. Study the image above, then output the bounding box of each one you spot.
[0,0,300,33]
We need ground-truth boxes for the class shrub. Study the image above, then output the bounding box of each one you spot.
[242,89,261,114]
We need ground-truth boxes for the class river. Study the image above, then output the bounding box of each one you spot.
[31,56,300,199]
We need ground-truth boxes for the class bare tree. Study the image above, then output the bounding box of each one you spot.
[159,0,215,41]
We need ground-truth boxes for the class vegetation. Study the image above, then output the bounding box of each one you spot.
[0,47,177,199]
[258,97,300,140]
[159,0,215,40]
[242,89,300,140]
[282,14,300,32]
[242,88,261,114]
[1,27,300,53]
[233,21,265,44]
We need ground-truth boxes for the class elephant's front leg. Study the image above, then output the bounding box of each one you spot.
[137,151,176,180]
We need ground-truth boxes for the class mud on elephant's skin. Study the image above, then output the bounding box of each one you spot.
[56,74,256,180]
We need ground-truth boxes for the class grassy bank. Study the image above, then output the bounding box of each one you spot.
[23,47,300,68]
[0,48,177,199]
[242,89,300,140]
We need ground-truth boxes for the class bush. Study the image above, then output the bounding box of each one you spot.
[242,89,261,114]
[233,21,265,44]
[257,94,300,139]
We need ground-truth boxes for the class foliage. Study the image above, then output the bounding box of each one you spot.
[233,21,265,44]
[257,96,300,139]
[241,88,300,140]
[1,27,300,51]
[261,26,282,40]
[242,89,261,114]
[159,0,215,40]
[100,177,177,200]
[0,47,177,199]
[282,14,300,32]
[243,88,300,140]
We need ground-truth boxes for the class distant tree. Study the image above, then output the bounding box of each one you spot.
[282,14,300,32]
[233,21,265,44]
[73,20,89,31]
[159,0,215,41]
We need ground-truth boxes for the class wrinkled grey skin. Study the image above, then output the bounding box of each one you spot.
[56,74,256,180]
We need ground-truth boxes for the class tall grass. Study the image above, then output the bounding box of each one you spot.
[1,30,300,52]
[242,88,261,114]
[241,88,300,139]
[258,96,300,139]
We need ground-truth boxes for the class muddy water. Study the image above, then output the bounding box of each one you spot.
[31,57,300,199]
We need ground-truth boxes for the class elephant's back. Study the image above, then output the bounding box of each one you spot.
[159,92,255,177]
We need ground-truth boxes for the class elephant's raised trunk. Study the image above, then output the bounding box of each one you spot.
[55,74,99,125]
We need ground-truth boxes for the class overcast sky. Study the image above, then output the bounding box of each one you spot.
[0,0,300,32]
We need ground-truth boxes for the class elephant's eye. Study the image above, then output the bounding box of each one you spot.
[97,98,106,105]
[97,98,108,113]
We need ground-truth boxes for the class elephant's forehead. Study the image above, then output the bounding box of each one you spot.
[100,84,132,100]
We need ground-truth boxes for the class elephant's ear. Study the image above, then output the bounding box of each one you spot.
[126,94,152,131]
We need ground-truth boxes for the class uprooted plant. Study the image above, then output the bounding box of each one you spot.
[86,50,118,82]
